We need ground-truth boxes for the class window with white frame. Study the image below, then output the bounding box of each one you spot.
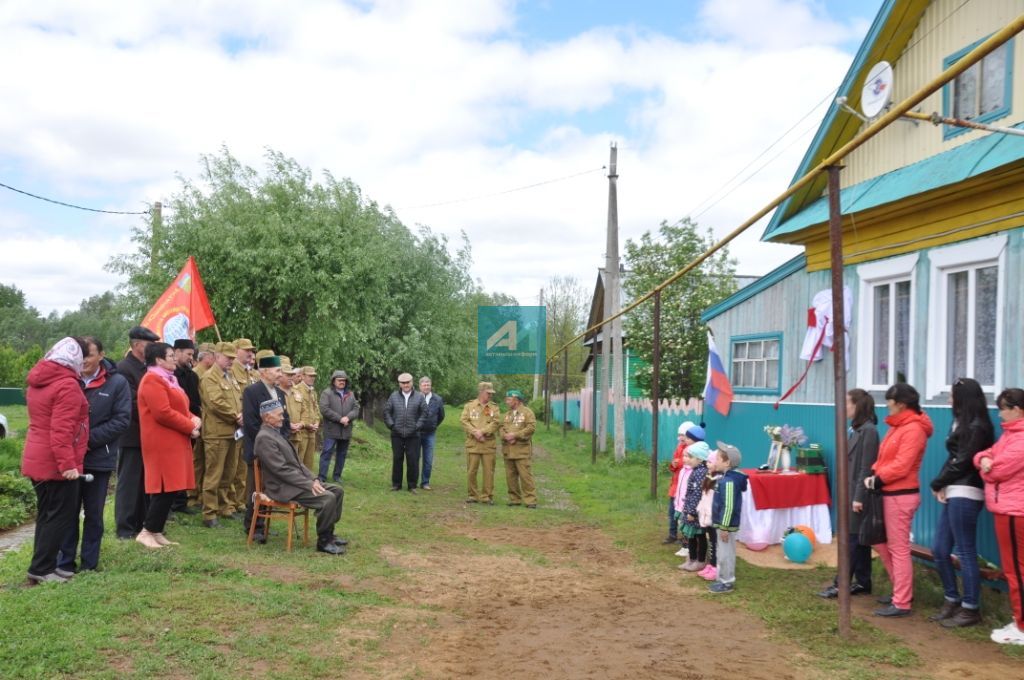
[943,38,1013,138]
[731,335,780,392]
[926,234,1006,397]
[857,253,918,391]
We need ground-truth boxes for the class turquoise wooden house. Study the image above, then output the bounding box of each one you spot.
[701,0,1024,567]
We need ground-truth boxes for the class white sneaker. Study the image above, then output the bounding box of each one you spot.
[990,622,1024,645]
[675,547,688,557]
[678,560,694,571]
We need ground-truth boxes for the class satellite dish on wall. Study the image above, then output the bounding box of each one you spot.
[861,61,894,119]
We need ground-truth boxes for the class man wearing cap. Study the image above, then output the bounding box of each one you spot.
[500,390,537,508]
[228,344,263,511]
[383,372,427,492]
[114,325,160,539]
[277,359,304,449]
[254,399,346,554]
[318,370,360,482]
[298,366,321,471]
[198,342,243,527]
[194,343,217,377]
[460,382,501,504]
[170,339,201,515]
[232,339,259,387]
[241,354,292,540]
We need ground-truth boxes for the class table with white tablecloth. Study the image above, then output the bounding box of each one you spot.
[735,469,833,546]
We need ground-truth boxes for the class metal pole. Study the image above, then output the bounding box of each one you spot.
[650,290,661,499]
[562,351,568,438]
[828,165,852,639]
[591,370,598,463]
[544,360,551,430]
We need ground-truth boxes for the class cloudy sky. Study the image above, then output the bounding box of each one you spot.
[0,0,882,314]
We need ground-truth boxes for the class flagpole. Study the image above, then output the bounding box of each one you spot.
[213,323,223,343]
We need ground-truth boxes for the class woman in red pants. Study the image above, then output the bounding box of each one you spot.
[865,383,933,617]
[975,388,1024,646]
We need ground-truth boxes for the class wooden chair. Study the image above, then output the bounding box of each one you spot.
[248,458,310,552]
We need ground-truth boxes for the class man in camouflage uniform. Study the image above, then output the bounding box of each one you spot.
[229,339,260,512]
[460,382,501,504]
[499,390,537,508]
[298,366,321,471]
[198,342,243,526]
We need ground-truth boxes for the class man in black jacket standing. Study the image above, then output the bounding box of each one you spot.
[417,376,445,490]
[114,325,158,539]
[58,337,131,572]
[383,372,427,492]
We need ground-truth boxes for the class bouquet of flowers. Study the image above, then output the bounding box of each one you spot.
[764,424,808,471]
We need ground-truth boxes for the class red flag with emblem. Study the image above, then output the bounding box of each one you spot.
[140,256,216,344]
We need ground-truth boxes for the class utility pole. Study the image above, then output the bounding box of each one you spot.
[534,288,544,401]
[606,144,625,462]
[150,201,162,281]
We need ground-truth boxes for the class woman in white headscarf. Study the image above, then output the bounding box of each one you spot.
[21,337,91,585]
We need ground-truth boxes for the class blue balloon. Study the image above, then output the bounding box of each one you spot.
[782,532,813,563]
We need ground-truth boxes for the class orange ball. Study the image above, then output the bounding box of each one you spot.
[792,525,816,546]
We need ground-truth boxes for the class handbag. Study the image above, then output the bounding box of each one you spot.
[858,486,887,545]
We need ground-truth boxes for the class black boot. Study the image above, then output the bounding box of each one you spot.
[928,600,960,622]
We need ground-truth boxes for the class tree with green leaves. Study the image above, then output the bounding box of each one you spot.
[623,218,737,401]
[107,147,490,410]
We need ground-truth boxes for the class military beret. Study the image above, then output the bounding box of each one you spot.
[128,325,159,342]
[173,338,196,350]
[506,389,525,400]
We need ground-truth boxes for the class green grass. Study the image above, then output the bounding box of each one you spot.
[0,406,33,529]
[0,419,1020,678]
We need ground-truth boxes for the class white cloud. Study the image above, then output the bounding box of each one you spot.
[0,0,869,314]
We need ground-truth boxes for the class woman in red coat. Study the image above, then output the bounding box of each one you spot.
[136,342,201,549]
[21,337,90,584]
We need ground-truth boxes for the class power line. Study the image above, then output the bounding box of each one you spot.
[684,0,976,224]
[0,180,151,215]
[396,166,606,210]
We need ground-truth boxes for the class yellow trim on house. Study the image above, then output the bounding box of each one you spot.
[779,166,1024,271]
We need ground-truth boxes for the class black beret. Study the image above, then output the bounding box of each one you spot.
[173,338,196,350]
[128,325,159,342]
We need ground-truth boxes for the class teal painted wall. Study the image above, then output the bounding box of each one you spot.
[704,401,1002,569]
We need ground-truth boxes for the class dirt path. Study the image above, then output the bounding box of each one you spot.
[353,523,814,680]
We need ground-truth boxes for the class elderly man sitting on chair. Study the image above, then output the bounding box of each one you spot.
[254,399,347,555]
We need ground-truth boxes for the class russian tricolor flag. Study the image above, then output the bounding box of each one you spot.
[703,331,734,416]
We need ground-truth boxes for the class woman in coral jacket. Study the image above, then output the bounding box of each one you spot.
[975,388,1024,646]
[135,342,201,549]
[21,337,90,585]
[864,383,933,618]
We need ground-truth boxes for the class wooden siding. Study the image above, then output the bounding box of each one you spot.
[842,0,1024,188]
[800,167,1024,269]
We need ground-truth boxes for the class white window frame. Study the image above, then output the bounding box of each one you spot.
[856,254,918,392]
[926,234,1006,398]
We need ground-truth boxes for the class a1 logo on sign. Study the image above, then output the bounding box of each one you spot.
[478,306,546,375]
[486,320,518,351]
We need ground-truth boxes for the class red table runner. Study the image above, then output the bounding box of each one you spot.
[741,469,831,510]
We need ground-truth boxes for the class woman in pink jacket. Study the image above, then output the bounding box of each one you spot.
[974,388,1024,646]
[21,337,90,585]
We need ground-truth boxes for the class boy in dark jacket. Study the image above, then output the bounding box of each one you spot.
[709,441,747,594]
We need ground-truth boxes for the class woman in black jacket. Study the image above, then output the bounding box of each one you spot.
[928,377,994,627]
[819,388,879,598]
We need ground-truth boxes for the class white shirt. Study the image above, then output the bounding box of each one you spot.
[423,392,432,405]
[402,389,412,406]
